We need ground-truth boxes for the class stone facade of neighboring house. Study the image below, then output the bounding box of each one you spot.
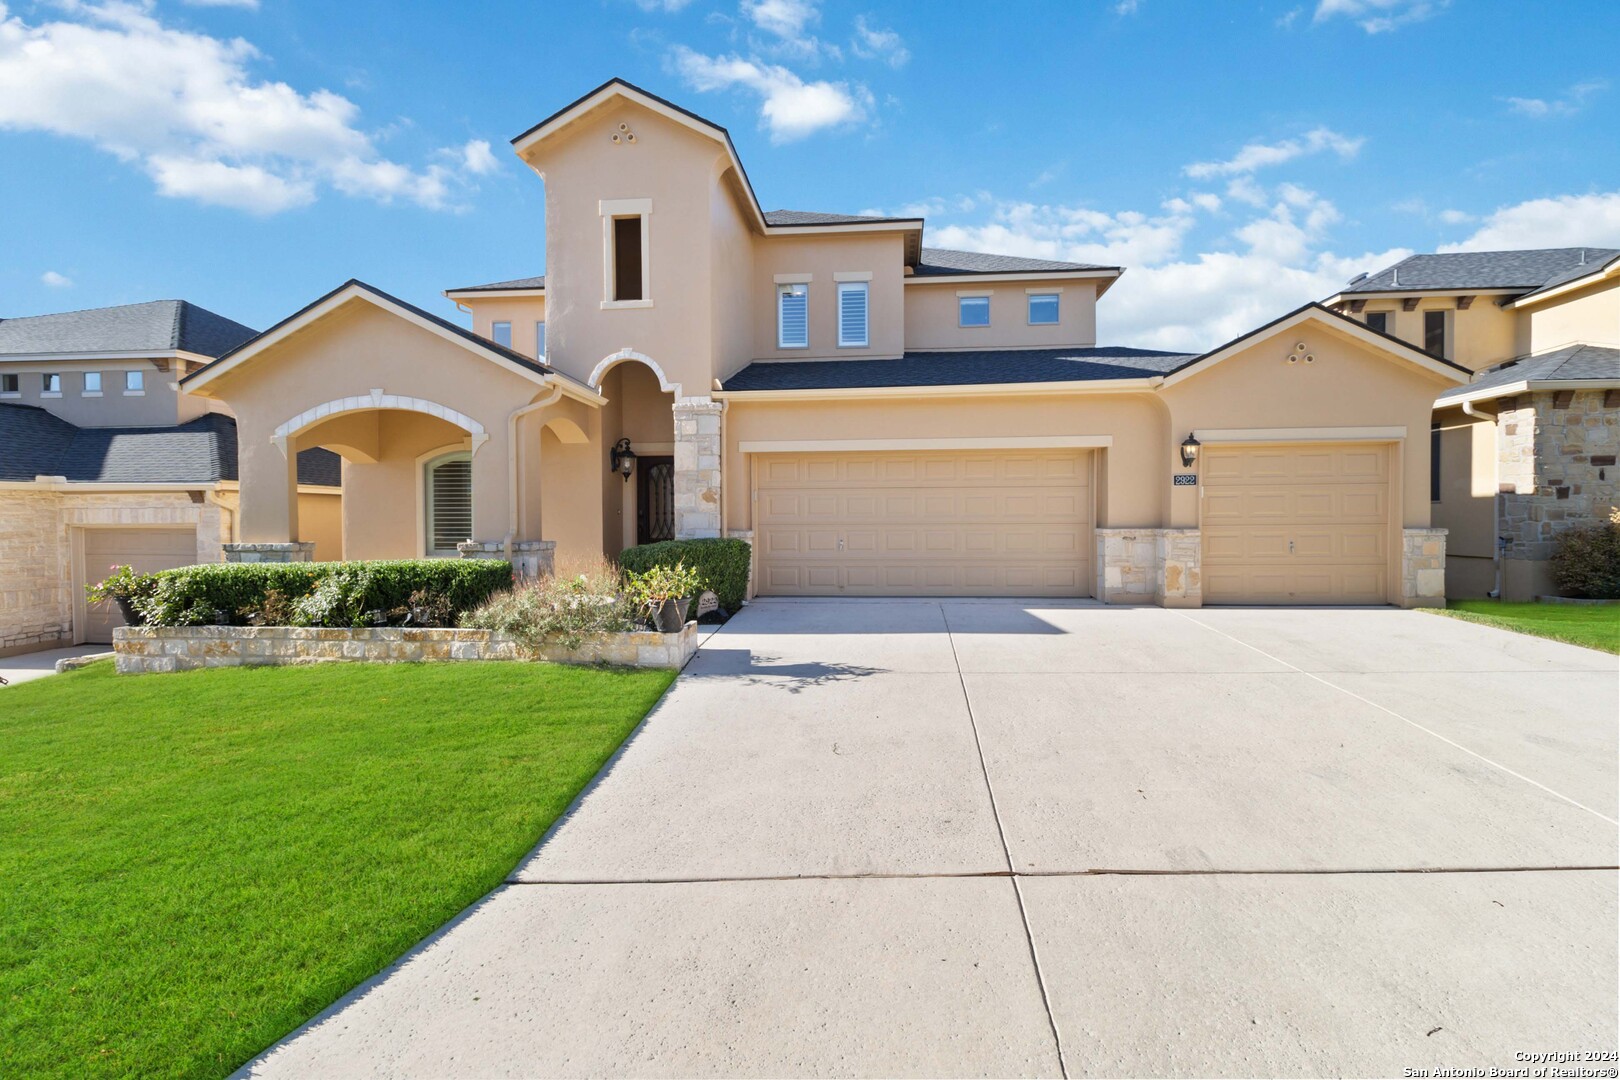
[1497,389,1620,565]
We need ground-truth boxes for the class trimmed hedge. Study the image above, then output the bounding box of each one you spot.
[137,559,514,628]
[619,538,750,614]
[1551,522,1620,599]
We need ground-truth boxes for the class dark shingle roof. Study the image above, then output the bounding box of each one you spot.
[1437,344,1620,403]
[0,403,339,486]
[722,346,1196,392]
[764,210,920,226]
[445,275,546,293]
[0,300,257,358]
[1341,248,1620,296]
[913,248,1120,276]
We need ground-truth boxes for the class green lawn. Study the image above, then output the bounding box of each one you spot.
[1424,599,1620,654]
[0,659,675,1080]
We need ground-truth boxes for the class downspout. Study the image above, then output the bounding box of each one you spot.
[1461,399,1502,598]
[505,382,564,560]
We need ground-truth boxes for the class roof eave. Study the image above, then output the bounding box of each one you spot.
[715,376,1163,401]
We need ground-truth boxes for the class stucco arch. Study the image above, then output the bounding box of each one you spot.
[588,349,685,400]
[271,389,489,456]
[542,416,591,445]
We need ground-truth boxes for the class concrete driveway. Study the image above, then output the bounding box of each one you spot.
[245,600,1619,1078]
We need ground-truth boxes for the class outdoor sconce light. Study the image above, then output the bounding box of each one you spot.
[611,438,637,481]
[1179,433,1201,468]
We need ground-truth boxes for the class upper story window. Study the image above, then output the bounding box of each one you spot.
[1365,310,1390,335]
[42,373,62,394]
[1027,293,1060,325]
[535,321,546,358]
[124,370,144,393]
[601,198,652,307]
[492,321,512,348]
[837,282,869,348]
[0,373,18,395]
[778,283,809,349]
[83,372,102,394]
[1423,310,1447,358]
[958,295,991,328]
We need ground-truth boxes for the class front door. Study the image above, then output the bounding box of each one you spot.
[637,456,675,545]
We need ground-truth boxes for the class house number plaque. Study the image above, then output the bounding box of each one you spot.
[1173,473,1197,486]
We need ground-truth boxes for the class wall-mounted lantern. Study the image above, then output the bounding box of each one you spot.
[611,438,637,482]
[1179,433,1202,469]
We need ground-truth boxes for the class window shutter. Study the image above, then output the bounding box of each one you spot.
[779,284,808,348]
[838,282,868,347]
[427,456,473,555]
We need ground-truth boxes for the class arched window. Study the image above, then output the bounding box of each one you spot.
[424,451,473,557]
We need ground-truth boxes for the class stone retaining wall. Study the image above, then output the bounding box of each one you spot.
[113,622,699,674]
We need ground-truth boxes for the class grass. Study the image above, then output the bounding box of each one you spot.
[1423,598,1620,654]
[0,659,676,1080]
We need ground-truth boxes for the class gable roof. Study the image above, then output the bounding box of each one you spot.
[1338,248,1620,297]
[0,402,339,486]
[913,247,1121,277]
[1436,344,1620,405]
[722,346,1195,393]
[0,300,258,359]
[764,210,916,227]
[444,275,546,294]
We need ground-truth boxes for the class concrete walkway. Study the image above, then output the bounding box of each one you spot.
[0,645,111,687]
[244,601,1618,1078]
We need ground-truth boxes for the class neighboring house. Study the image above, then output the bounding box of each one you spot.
[176,78,1467,610]
[0,300,341,653]
[1323,249,1620,600]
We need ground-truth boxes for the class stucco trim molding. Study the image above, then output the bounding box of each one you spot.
[588,348,702,402]
[1191,426,1406,443]
[738,436,1114,453]
[271,391,488,457]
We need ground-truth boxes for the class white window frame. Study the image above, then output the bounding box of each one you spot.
[1365,310,1391,335]
[0,372,18,397]
[491,321,512,348]
[600,197,653,309]
[82,371,103,396]
[837,281,870,348]
[957,294,991,328]
[1026,291,1060,326]
[42,373,62,397]
[423,449,474,558]
[534,320,546,359]
[123,370,145,396]
[778,282,810,349]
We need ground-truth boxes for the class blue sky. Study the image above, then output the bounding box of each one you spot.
[2,0,1617,350]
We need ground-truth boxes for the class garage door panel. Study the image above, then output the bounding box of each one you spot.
[82,527,197,642]
[756,449,1091,597]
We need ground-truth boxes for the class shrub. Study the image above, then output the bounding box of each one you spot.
[136,560,513,628]
[618,538,750,615]
[459,562,635,651]
[1551,517,1620,599]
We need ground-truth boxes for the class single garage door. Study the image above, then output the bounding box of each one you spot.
[755,448,1092,597]
[1201,443,1390,605]
[81,527,198,642]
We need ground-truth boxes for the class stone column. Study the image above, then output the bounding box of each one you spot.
[673,400,723,539]
[1095,528,1160,604]
[1156,528,1202,608]
[223,542,316,563]
[1400,527,1447,608]
[457,539,555,580]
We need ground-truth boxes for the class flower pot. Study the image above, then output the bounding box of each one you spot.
[114,596,141,626]
[651,596,691,633]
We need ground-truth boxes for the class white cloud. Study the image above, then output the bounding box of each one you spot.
[41,270,73,287]
[1438,208,1473,225]
[850,15,907,67]
[1313,0,1448,33]
[1185,127,1364,178]
[743,0,817,38]
[1439,191,1620,252]
[0,0,495,214]
[1113,0,1141,14]
[669,46,868,141]
[1505,79,1607,119]
[456,139,500,176]
[633,0,694,10]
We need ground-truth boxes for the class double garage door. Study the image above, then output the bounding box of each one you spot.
[755,448,1092,597]
[1201,443,1391,605]
[81,528,198,642]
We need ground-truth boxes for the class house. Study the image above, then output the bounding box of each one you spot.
[173,77,1468,610]
[1323,248,1620,600]
[0,300,342,653]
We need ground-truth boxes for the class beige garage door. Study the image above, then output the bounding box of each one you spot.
[755,449,1092,597]
[1202,443,1390,605]
[82,528,197,642]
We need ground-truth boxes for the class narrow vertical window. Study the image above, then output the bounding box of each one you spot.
[958,296,990,327]
[1423,310,1447,358]
[83,372,102,393]
[837,282,869,347]
[1365,311,1389,335]
[613,216,644,301]
[1027,293,1059,325]
[125,370,144,392]
[535,321,546,358]
[778,283,808,348]
[1430,422,1442,502]
[492,321,512,348]
[425,452,473,558]
[43,373,62,393]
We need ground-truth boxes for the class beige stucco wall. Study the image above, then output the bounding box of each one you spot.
[903,281,1098,352]
[1358,298,1518,372]
[748,232,906,363]
[1430,406,1498,598]
[295,490,343,561]
[463,296,549,359]
[1523,277,1620,354]
[0,357,208,427]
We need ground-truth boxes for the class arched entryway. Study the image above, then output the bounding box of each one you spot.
[593,356,676,554]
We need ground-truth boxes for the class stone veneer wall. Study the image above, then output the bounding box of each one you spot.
[1496,389,1619,563]
[0,490,230,655]
[673,401,722,539]
[1094,528,1202,607]
[114,622,700,674]
[1399,527,1447,608]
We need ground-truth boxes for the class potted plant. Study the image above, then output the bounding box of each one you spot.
[85,564,153,626]
[628,562,703,633]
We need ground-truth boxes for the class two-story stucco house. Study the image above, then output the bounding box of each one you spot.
[164,78,1470,612]
[0,300,342,653]
[1324,248,1620,600]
